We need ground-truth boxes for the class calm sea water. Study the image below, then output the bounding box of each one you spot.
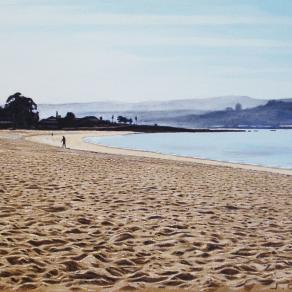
[84,130,292,169]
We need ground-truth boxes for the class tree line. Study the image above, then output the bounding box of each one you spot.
[0,92,138,129]
[0,92,39,128]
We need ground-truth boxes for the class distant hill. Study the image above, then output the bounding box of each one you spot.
[157,100,292,128]
[38,96,267,119]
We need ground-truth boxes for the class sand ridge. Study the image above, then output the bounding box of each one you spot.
[0,131,292,291]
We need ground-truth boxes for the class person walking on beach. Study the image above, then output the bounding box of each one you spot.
[61,136,66,148]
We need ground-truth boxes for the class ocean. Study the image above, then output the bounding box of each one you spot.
[84,130,292,169]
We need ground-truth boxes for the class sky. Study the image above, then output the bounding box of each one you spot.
[1,0,292,104]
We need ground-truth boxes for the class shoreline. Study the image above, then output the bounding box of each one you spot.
[26,130,292,176]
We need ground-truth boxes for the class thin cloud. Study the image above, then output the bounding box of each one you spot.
[1,4,292,27]
[69,32,292,50]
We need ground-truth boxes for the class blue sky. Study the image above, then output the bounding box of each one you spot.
[0,0,292,103]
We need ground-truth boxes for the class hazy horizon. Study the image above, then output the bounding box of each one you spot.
[36,95,269,105]
[0,95,280,107]
[1,0,292,104]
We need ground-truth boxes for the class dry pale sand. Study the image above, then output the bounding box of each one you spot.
[1,130,292,292]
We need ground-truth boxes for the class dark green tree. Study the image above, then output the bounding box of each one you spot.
[117,115,128,124]
[5,92,39,128]
[117,115,133,124]
[60,111,76,128]
[0,106,6,120]
[65,112,76,120]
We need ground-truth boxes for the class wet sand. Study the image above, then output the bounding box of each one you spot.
[1,130,292,291]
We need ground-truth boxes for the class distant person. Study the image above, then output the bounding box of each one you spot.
[61,136,66,148]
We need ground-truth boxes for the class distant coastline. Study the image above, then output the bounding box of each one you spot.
[2,93,292,131]
[36,124,245,133]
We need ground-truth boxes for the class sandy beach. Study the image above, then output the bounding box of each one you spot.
[1,130,292,291]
